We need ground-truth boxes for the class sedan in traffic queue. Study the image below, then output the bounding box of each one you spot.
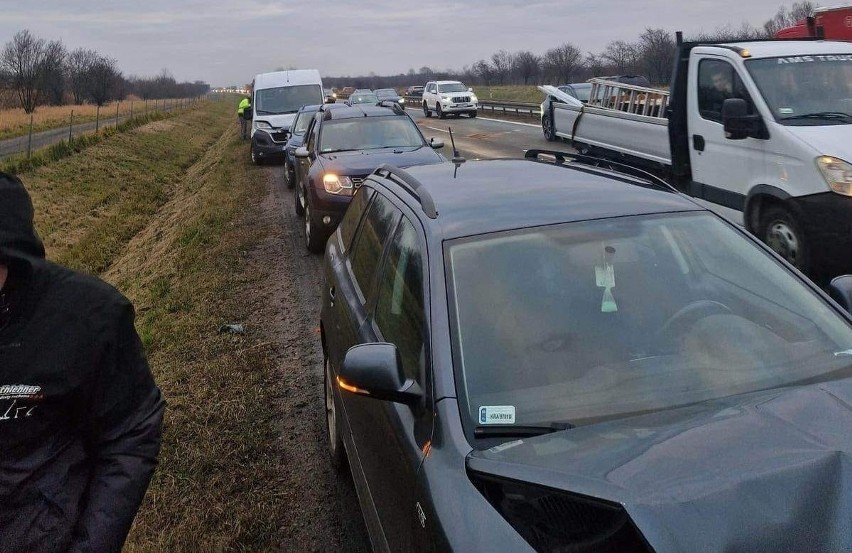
[375,88,406,110]
[293,102,445,252]
[320,150,852,552]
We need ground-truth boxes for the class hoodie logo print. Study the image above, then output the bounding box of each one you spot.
[0,384,42,421]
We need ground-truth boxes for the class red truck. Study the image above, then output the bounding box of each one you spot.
[775,4,852,39]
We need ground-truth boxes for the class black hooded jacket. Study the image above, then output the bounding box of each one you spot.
[0,173,165,552]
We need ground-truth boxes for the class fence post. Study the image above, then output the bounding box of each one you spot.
[116,102,120,127]
[145,98,148,116]
[69,110,74,143]
[130,100,133,119]
[26,112,33,159]
[96,105,100,132]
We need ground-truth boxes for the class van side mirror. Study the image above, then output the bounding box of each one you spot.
[339,343,422,405]
[241,107,253,120]
[829,275,852,314]
[722,98,763,140]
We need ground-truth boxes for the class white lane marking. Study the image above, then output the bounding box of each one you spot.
[421,125,449,134]
[475,116,542,128]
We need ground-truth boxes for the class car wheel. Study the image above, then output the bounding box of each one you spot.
[543,113,556,141]
[250,145,261,165]
[294,181,305,216]
[325,355,346,471]
[284,160,295,189]
[761,205,810,273]
[436,103,445,119]
[304,199,325,254]
[423,101,431,117]
[469,111,477,118]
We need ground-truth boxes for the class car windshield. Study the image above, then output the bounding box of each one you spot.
[438,83,468,93]
[375,89,398,99]
[349,93,379,104]
[746,55,852,125]
[319,117,424,152]
[293,109,317,135]
[447,212,852,433]
[255,85,323,115]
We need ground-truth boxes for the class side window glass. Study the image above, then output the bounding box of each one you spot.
[306,117,318,151]
[338,187,374,252]
[698,59,754,123]
[375,218,425,381]
[349,194,400,301]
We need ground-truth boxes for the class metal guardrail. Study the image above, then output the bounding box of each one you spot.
[402,96,541,119]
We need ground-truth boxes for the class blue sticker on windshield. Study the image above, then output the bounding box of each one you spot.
[479,406,516,425]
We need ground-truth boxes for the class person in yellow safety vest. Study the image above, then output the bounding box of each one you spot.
[237,96,251,140]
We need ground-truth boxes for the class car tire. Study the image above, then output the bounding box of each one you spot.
[284,159,295,189]
[304,199,325,254]
[294,181,305,217]
[324,355,346,471]
[760,204,810,274]
[251,144,262,165]
[436,103,445,119]
[423,101,431,117]
[469,111,477,118]
[542,113,556,141]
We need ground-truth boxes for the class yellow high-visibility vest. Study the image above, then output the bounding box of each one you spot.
[237,98,250,115]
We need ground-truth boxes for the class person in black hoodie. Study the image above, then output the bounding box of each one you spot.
[0,172,165,553]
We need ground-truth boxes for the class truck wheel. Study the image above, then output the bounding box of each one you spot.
[423,102,431,117]
[761,205,810,273]
[436,103,445,119]
[543,113,556,141]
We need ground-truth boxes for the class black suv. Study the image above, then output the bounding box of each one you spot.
[320,151,852,552]
[293,102,445,252]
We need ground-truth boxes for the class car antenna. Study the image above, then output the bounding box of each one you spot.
[448,127,465,165]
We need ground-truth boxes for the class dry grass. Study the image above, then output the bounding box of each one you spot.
[19,96,292,551]
[0,98,190,141]
[472,85,546,103]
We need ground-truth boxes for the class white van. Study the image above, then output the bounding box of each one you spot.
[250,69,324,164]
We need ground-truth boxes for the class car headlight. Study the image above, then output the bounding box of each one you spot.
[254,121,272,130]
[323,174,354,194]
[816,156,852,196]
[399,98,405,104]
[470,95,478,103]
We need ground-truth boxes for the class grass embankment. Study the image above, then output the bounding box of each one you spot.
[472,85,544,103]
[22,99,285,550]
[0,98,192,141]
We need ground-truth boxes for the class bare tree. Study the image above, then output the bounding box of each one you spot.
[638,28,675,85]
[0,30,47,113]
[87,55,121,107]
[491,50,514,85]
[763,1,816,35]
[513,51,540,85]
[602,41,641,75]
[585,53,604,79]
[543,43,583,84]
[66,48,98,104]
[39,39,66,105]
[692,22,766,42]
[473,59,494,86]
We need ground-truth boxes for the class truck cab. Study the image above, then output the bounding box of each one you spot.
[250,69,324,164]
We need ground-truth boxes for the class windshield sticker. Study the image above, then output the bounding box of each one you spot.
[479,405,516,425]
[596,245,618,313]
[777,55,852,64]
[778,107,794,115]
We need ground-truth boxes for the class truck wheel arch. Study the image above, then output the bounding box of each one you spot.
[744,185,793,233]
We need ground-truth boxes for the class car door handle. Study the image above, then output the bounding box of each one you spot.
[693,134,705,151]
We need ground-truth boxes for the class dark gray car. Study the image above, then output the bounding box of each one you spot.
[320,151,852,552]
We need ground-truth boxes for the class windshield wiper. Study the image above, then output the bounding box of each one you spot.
[474,422,574,438]
[781,112,852,122]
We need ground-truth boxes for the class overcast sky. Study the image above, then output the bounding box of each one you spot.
[5,0,788,86]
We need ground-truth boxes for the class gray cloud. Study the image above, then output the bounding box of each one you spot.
[4,0,786,85]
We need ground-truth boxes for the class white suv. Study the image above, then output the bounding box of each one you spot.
[422,81,478,119]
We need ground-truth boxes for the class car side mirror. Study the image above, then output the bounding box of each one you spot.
[468,87,473,92]
[295,146,310,158]
[339,343,422,405]
[722,98,763,140]
[829,275,852,314]
[430,138,444,149]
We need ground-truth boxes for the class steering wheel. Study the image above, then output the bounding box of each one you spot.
[656,300,732,342]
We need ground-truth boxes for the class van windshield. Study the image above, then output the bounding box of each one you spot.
[746,55,852,125]
[255,85,323,115]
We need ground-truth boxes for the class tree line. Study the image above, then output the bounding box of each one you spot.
[0,29,210,113]
[325,2,815,90]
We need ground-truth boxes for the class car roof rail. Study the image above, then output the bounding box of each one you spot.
[373,164,438,219]
[376,100,405,114]
[524,149,678,194]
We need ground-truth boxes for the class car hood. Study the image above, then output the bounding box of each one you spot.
[319,147,444,174]
[254,113,296,130]
[467,379,852,552]
[783,123,852,160]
